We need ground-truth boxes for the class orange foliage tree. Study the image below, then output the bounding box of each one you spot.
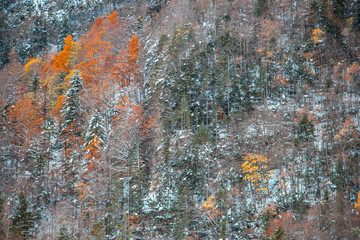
[76,16,115,87]
[355,191,360,215]
[6,99,42,151]
[112,35,141,87]
[201,195,222,220]
[53,35,74,73]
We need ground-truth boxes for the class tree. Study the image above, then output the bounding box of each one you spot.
[312,28,325,44]
[61,70,84,133]
[297,114,314,142]
[241,154,271,191]
[10,192,36,240]
[6,99,42,158]
[0,190,5,237]
[201,195,221,221]
[57,225,71,240]
[112,35,141,87]
[84,112,106,169]
[53,35,74,73]
[270,226,285,240]
[355,191,360,215]
[173,186,190,240]
[77,17,114,86]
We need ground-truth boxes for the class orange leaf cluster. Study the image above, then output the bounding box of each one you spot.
[6,99,42,145]
[201,196,222,220]
[355,191,360,215]
[53,35,74,73]
[312,28,325,44]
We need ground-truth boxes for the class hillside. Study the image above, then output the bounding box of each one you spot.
[0,0,360,239]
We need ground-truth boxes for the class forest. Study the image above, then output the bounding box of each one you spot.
[0,0,359,239]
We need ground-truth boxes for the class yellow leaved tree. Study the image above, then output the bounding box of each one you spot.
[241,154,272,192]
[201,195,221,220]
[312,28,325,44]
[355,191,360,215]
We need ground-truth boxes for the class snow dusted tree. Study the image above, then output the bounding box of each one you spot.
[10,192,36,240]
[60,71,85,195]
[61,70,84,134]
[84,112,106,149]
[83,112,106,171]
[57,225,71,240]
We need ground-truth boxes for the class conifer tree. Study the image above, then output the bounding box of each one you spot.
[219,219,227,239]
[297,114,314,141]
[0,190,5,237]
[173,187,189,240]
[270,226,285,240]
[84,112,106,148]
[61,70,84,134]
[10,192,36,240]
[57,225,71,240]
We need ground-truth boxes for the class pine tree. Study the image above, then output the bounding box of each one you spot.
[57,225,71,240]
[173,187,189,240]
[331,159,345,190]
[297,114,314,142]
[270,226,285,240]
[0,190,5,237]
[219,219,227,239]
[61,70,84,134]
[84,112,106,148]
[32,18,48,53]
[90,221,105,240]
[10,192,36,240]
[332,0,346,19]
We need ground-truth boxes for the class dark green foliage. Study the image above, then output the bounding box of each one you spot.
[297,114,314,142]
[32,18,48,53]
[126,144,147,215]
[90,221,105,240]
[323,189,329,201]
[16,42,33,64]
[193,123,211,145]
[216,187,228,213]
[57,225,71,240]
[262,208,274,230]
[168,27,186,59]
[157,34,169,54]
[61,71,84,132]
[10,192,36,240]
[130,166,147,214]
[26,139,47,178]
[332,0,346,19]
[163,136,171,163]
[173,187,189,240]
[256,0,269,16]
[58,17,71,51]
[219,219,227,239]
[0,40,11,68]
[331,159,345,190]
[292,193,309,216]
[270,225,285,240]
[309,0,319,12]
[0,190,5,237]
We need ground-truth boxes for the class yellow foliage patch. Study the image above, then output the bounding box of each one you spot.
[241,154,272,190]
[201,196,222,220]
[312,28,325,44]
